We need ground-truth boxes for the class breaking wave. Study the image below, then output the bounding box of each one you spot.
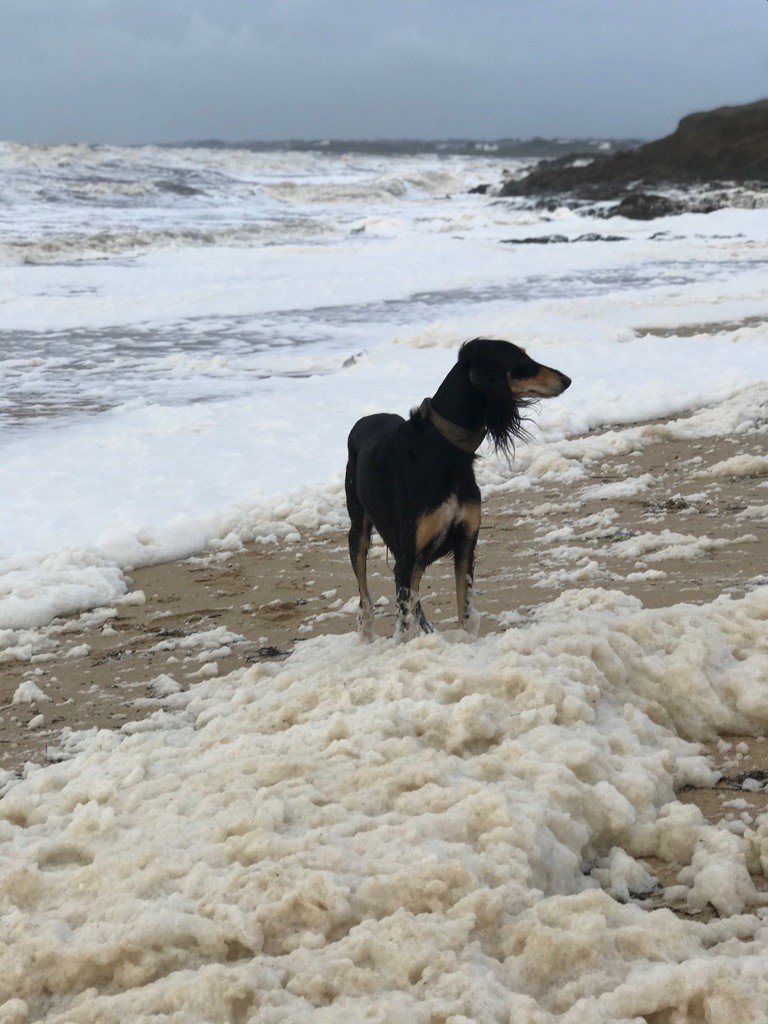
[0,220,334,265]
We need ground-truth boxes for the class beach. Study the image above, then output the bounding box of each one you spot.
[4,385,767,775]
[2,142,768,1021]
[2,391,768,1018]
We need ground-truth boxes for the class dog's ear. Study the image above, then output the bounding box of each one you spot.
[469,361,533,457]
[469,367,507,399]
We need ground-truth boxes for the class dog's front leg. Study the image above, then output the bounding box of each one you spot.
[410,564,433,635]
[358,595,375,641]
[394,562,434,641]
[393,558,416,642]
[454,527,480,636]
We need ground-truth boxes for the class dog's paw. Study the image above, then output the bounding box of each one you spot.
[463,608,481,638]
[357,620,376,643]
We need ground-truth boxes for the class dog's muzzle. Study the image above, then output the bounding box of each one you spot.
[510,367,571,398]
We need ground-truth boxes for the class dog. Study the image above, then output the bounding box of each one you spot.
[344,338,571,641]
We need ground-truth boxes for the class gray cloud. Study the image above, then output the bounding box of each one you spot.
[2,0,766,143]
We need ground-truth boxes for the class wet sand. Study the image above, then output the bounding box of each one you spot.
[2,401,767,873]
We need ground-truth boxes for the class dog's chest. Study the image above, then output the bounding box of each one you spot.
[416,496,480,553]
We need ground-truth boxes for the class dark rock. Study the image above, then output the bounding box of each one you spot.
[469,183,492,194]
[607,193,684,220]
[573,232,626,242]
[250,645,289,660]
[500,234,569,244]
[500,232,627,244]
[606,191,729,219]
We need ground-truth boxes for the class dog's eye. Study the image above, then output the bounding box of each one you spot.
[508,366,537,382]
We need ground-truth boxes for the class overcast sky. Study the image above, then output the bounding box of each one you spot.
[2,0,766,145]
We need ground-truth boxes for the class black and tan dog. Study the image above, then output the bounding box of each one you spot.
[345,338,571,641]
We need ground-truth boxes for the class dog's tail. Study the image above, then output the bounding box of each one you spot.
[345,431,361,514]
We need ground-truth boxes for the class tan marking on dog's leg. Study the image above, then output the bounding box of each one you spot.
[415,497,459,554]
[460,501,481,534]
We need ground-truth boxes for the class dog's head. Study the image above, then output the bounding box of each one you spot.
[458,338,571,453]
[459,337,571,400]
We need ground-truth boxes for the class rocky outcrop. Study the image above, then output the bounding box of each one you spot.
[500,99,768,201]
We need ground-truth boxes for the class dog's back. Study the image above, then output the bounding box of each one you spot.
[347,413,405,460]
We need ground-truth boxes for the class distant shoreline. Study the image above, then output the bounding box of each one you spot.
[157,136,641,158]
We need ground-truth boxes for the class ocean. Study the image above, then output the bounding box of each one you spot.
[2,140,767,628]
[2,141,768,1023]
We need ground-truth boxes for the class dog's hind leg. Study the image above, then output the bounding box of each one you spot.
[345,451,375,640]
[348,509,375,639]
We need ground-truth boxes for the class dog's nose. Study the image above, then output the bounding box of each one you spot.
[559,373,572,391]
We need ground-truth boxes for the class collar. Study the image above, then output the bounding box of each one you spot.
[419,398,486,454]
